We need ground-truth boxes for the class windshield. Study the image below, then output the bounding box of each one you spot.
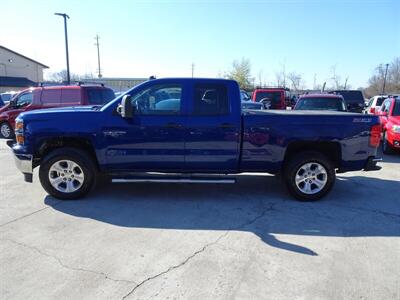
[332,90,364,104]
[255,91,281,104]
[240,91,250,101]
[296,97,346,111]
[393,100,400,116]
[86,88,116,105]
[376,97,387,106]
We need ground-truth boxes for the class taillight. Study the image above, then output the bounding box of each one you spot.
[370,107,375,114]
[369,124,381,147]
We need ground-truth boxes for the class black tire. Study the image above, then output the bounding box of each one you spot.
[0,122,14,139]
[382,131,394,154]
[283,151,336,201]
[39,147,97,200]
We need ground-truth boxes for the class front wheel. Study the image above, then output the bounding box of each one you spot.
[382,131,394,154]
[39,148,97,200]
[284,151,336,201]
[0,122,14,139]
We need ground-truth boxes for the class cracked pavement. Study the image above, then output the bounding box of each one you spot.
[0,139,399,299]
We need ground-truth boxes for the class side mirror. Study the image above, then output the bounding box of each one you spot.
[117,95,133,118]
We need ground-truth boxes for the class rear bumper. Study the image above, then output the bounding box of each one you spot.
[363,156,382,171]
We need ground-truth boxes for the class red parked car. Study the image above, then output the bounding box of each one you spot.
[252,87,292,109]
[378,97,400,154]
[0,84,115,138]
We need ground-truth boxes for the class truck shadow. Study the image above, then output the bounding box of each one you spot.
[44,174,400,257]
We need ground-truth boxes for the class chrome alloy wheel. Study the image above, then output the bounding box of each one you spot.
[295,162,328,194]
[48,160,85,193]
[0,123,11,138]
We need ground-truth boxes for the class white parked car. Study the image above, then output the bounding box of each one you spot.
[365,95,388,114]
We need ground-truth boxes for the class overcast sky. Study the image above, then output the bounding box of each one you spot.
[1,0,399,88]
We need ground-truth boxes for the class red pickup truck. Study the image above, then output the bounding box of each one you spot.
[0,84,115,138]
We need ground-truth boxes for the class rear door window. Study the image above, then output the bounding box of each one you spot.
[193,84,229,115]
[41,89,61,105]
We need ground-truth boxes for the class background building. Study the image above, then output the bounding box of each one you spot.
[0,45,48,92]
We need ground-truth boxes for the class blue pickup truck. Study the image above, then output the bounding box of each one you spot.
[11,78,382,201]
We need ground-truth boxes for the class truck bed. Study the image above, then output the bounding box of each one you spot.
[241,110,379,173]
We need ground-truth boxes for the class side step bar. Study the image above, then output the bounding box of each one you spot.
[112,177,236,184]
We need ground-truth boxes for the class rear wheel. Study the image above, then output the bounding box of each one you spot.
[382,131,394,154]
[284,151,336,201]
[39,148,97,200]
[0,122,14,139]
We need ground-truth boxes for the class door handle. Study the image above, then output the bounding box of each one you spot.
[165,122,183,129]
[219,123,235,129]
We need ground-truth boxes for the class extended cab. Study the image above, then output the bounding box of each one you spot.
[0,84,115,138]
[11,78,381,201]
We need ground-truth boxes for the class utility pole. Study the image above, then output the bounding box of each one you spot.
[313,73,317,90]
[191,63,195,78]
[94,34,102,78]
[382,63,389,94]
[54,13,70,84]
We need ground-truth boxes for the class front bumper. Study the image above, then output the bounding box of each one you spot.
[387,130,400,148]
[363,156,382,171]
[12,148,33,182]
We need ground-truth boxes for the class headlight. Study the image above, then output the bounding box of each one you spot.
[15,119,24,145]
[392,125,400,133]
[15,120,24,131]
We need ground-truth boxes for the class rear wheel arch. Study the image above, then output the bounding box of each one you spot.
[282,141,341,170]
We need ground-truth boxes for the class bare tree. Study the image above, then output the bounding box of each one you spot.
[45,70,81,83]
[274,63,287,87]
[287,72,305,91]
[364,57,400,97]
[330,64,342,89]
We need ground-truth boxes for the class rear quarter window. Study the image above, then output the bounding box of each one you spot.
[86,88,115,105]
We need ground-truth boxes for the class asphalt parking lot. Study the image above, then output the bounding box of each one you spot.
[0,139,399,300]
